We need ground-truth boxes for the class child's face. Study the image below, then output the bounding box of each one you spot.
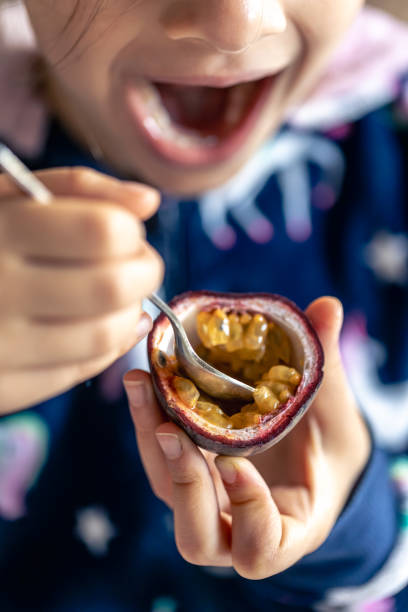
[26,1,363,194]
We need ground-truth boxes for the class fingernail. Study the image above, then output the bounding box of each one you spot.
[135,313,153,340]
[156,433,183,460]
[123,379,147,409]
[216,458,237,484]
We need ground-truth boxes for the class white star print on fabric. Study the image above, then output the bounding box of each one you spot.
[364,231,408,284]
[198,131,344,249]
[151,596,178,612]
[74,506,117,556]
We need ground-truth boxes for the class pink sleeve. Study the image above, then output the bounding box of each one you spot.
[290,6,408,129]
[0,1,47,157]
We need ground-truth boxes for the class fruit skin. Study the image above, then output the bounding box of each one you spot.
[148,291,324,457]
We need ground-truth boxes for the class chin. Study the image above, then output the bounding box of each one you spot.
[103,101,282,196]
[108,141,264,196]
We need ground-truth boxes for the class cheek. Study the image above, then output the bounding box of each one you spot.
[28,3,144,109]
[27,1,140,76]
[25,1,90,54]
[287,0,364,50]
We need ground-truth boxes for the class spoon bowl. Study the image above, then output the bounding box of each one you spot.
[148,294,255,401]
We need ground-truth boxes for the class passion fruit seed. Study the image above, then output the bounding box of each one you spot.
[240,313,251,325]
[173,376,200,408]
[149,291,324,456]
[244,314,268,350]
[229,410,261,429]
[226,313,244,352]
[171,309,301,430]
[157,351,167,368]
[253,385,280,414]
[196,311,213,348]
[261,365,301,386]
[206,308,230,346]
[196,401,232,428]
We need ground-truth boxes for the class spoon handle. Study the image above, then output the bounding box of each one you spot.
[0,143,52,204]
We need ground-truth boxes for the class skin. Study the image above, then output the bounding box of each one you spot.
[0,168,163,413]
[1,0,403,576]
[124,298,371,578]
[24,0,365,194]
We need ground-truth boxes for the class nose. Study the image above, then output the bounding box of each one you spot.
[162,0,287,54]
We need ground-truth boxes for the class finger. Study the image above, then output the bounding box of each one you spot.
[215,455,284,579]
[0,167,160,220]
[217,414,335,579]
[306,297,371,494]
[124,370,172,504]
[155,423,231,566]
[270,416,335,554]
[0,322,148,416]
[7,243,163,318]
[305,297,368,452]
[0,304,145,368]
[216,452,324,579]
[305,297,351,416]
[4,198,146,260]
[306,296,343,373]
[125,374,231,514]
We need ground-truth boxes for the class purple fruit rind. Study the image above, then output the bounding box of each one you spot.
[148,291,324,456]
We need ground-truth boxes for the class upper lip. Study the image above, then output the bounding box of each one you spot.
[128,70,281,89]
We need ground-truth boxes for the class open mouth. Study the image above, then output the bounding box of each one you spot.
[125,76,277,166]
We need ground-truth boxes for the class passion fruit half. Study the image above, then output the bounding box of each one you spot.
[148,291,324,456]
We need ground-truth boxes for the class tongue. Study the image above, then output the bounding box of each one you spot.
[155,83,230,131]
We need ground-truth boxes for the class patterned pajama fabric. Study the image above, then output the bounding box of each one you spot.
[1,2,408,611]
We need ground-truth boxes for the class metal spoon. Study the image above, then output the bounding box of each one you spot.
[148,293,255,401]
[0,143,255,401]
[0,143,52,204]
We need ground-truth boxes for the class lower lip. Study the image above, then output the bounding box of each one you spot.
[123,76,277,167]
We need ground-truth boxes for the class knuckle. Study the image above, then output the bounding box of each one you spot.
[308,524,331,553]
[172,470,204,488]
[150,483,165,502]
[67,166,99,191]
[234,541,278,581]
[137,246,164,296]
[94,270,129,310]
[74,355,110,383]
[234,557,270,581]
[151,483,172,508]
[177,539,211,567]
[87,208,139,255]
[150,248,165,286]
[90,320,117,355]
[82,210,115,252]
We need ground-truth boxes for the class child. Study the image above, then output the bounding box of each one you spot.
[0,1,407,610]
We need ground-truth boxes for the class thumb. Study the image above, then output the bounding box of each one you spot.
[305,296,343,365]
[304,298,371,485]
[304,297,356,437]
